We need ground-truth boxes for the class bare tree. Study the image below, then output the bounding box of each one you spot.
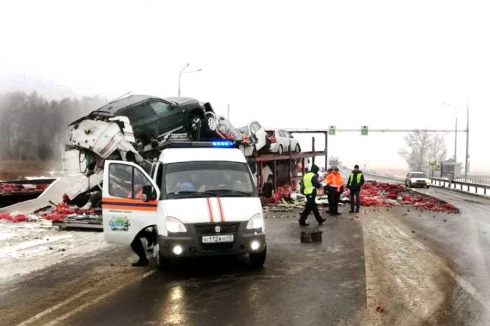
[0,91,107,162]
[398,130,447,172]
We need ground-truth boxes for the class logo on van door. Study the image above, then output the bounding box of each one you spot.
[109,216,130,231]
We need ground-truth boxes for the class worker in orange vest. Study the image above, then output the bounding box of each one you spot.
[325,167,344,215]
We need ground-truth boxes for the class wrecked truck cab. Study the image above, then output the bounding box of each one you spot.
[102,141,267,270]
[79,95,216,146]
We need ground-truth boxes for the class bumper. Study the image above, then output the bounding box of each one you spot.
[158,222,266,258]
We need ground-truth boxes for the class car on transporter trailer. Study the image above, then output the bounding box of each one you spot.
[265,128,301,154]
[70,95,216,147]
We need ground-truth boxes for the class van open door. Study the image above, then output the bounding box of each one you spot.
[102,160,160,245]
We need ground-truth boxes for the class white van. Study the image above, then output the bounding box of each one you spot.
[102,141,267,270]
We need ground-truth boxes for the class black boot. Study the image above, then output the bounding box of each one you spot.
[298,219,309,226]
[132,259,149,267]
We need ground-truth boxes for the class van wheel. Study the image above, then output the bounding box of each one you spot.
[249,246,267,268]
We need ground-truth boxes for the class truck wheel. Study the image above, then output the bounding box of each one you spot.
[249,246,267,268]
[190,114,203,141]
[204,112,217,131]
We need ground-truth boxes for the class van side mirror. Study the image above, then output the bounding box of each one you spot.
[142,185,156,202]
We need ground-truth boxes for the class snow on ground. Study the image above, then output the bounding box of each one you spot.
[0,220,118,282]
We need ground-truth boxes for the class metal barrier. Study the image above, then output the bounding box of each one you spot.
[430,178,490,196]
[363,171,490,197]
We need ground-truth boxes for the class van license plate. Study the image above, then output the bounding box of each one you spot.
[202,235,234,243]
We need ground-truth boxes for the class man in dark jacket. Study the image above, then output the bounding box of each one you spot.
[347,164,365,213]
[299,164,327,226]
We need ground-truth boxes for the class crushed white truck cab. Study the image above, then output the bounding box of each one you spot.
[102,141,267,269]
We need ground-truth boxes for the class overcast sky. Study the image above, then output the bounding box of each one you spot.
[1,1,489,173]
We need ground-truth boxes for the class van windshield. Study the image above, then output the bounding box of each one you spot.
[164,161,257,199]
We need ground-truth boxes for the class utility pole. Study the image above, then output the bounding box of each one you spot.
[465,104,470,179]
[442,103,458,179]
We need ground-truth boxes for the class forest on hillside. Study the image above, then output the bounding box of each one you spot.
[0,91,107,162]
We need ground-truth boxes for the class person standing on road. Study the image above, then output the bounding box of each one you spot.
[347,164,365,213]
[130,227,157,266]
[323,168,333,213]
[299,164,327,226]
[326,167,344,215]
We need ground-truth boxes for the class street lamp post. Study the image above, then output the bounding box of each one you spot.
[178,63,202,97]
[465,104,469,180]
[442,103,458,179]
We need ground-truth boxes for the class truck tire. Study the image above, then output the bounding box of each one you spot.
[204,112,217,131]
[249,246,267,268]
[278,145,283,155]
[190,114,203,141]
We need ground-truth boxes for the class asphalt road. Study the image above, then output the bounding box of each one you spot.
[393,187,490,325]
[61,211,366,326]
[2,175,490,325]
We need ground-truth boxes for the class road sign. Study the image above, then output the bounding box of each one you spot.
[328,125,336,135]
[361,126,368,136]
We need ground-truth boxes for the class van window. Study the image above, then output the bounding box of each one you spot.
[163,161,256,199]
[108,163,152,199]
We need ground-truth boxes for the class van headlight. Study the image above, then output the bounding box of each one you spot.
[246,213,265,232]
[165,217,187,233]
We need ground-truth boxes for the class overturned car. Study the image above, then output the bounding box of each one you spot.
[70,95,217,149]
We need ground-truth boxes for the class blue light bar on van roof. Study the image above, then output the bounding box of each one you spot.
[212,140,234,148]
[162,140,236,149]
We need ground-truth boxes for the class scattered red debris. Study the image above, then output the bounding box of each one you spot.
[358,181,459,213]
[0,212,28,222]
[0,183,50,194]
[37,204,99,221]
[0,204,99,223]
[261,180,459,214]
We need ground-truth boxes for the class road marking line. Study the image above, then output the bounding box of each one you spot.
[41,269,156,326]
[16,289,92,326]
[15,270,155,326]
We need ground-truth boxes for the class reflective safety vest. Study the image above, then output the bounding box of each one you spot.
[326,172,343,192]
[303,172,315,195]
[348,172,363,186]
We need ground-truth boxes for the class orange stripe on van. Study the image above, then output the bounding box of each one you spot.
[217,196,225,222]
[206,197,214,222]
[102,197,157,211]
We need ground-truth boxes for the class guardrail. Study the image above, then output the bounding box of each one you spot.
[430,178,490,196]
[362,170,490,197]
